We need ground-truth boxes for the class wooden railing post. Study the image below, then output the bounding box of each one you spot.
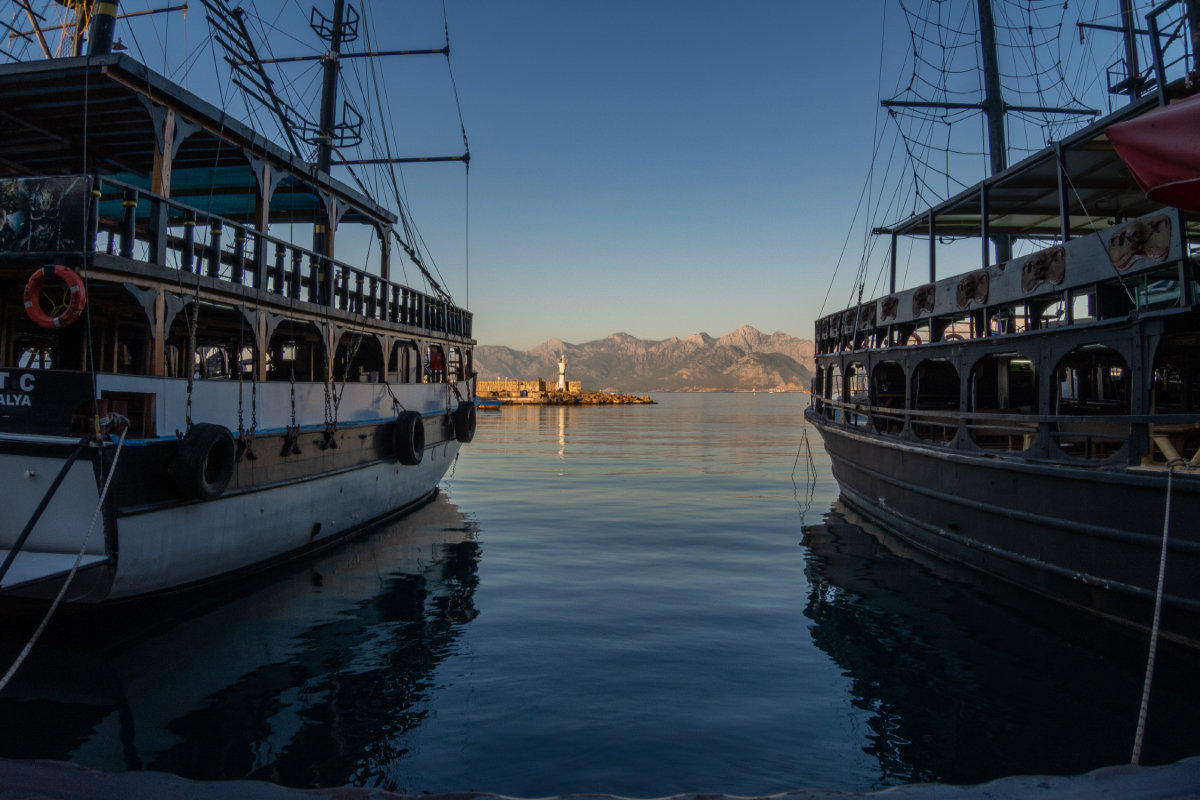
[207,221,223,278]
[120,187,137,259]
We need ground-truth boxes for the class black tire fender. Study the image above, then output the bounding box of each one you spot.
[171,423,236,501]
[451,401,477,444]
[393,410,425,465]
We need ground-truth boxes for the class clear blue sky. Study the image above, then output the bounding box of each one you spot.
[343,1,896,349]
[43,1,1131,350]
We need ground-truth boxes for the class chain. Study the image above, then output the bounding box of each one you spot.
[282,353,301,457]
[289,353,297,429]
[184,295,197,431]
[236,346,245,435]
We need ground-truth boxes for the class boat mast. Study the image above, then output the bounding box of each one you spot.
[977,0,1010,263]
[977,0,1006,178]
[315,0,345,178]
[312,0,346,264]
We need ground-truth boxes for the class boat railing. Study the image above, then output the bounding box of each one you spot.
[809,394,1200,468]
[3,173,471,340]
[1147,0,1199,104]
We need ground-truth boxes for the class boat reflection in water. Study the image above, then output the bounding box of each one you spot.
[801,501,1200,786]
[0,492,480,787]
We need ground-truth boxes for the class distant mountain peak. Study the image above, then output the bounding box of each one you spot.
[475,326,814,393]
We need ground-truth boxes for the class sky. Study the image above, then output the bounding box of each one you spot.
[18,0,1140,350]
[426,0,1136,350]
[437,2,891,349]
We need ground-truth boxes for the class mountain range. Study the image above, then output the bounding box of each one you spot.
[474,325,815,393]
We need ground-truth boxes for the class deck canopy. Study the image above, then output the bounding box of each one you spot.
[1108,92,1200,213]
[877,91,1198,242]
[0,53,396,229]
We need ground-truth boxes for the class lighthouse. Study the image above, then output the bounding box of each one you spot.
[557,353,567,391]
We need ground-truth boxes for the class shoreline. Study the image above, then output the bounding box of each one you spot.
[478,390,654,406]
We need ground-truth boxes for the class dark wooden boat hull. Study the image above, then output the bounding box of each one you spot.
[807,408,1200,650]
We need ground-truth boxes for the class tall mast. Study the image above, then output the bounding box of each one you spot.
[316,0,345,177]
[1119,0,1142,102]
[313,0,346,262]
[977,0,1010,263]
[977,0,1006,177]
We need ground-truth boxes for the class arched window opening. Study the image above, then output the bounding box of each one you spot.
[1149,333,1200,463]
[389,340,419,384]
[968,354,1037,451]
[970,354,1037,412]
[1152,333,1200,413]
[845,361,869,427]
[871,361,906,434]
[912,359,959,443]
[426,344,446,383]
[166,301,256,380]
[446,346,469,383]
[265,320,326,383]
[825,363,843,421]
[333,331,384,383]
[1052,345,1129,460]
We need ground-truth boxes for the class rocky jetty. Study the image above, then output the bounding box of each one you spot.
[541,390,653,406]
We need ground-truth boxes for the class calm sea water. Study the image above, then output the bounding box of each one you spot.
[2,392,1199,795]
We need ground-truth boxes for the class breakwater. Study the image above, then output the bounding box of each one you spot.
[476,379,653,405]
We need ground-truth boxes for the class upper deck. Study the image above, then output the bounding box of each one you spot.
[0,53,393,229]
[0,54,471,342]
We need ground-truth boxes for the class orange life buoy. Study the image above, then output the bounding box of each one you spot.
[24,265,86,329]
[906,332,922,346]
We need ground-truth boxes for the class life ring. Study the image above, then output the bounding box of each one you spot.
[944,333,965,341]
[171,423,236,501]
[452,401,477,443]
[393,410,425,465]
[24,265,87,329]
[906,332,922,346]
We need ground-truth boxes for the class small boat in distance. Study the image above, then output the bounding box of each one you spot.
[0,1,477,602]
[807,0,1200,649]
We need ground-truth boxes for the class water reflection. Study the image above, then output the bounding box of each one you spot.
[0,493,480,788]
[801,500,1200,786]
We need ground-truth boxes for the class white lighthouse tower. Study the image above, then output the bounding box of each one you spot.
[557,353,567,391]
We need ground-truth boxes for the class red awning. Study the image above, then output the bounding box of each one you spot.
[1108,92,1200,212]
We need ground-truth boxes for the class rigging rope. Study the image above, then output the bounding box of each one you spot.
[1131,458,1188,765]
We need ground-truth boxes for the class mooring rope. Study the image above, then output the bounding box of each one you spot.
[792,424,817,525]
[0,427,129,694]
[1131,457,1186,765]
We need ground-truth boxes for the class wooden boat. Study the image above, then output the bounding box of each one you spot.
[0,1,477,602]
[806,0,1200,649]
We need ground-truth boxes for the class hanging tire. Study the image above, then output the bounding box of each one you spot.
[171,423,236,501]
[393,410,425,465]
[452,401,477,443]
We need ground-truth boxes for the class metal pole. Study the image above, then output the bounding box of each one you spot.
[978,0,1011,263]
[88,0,120,56]
[1120,0,1142,101]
